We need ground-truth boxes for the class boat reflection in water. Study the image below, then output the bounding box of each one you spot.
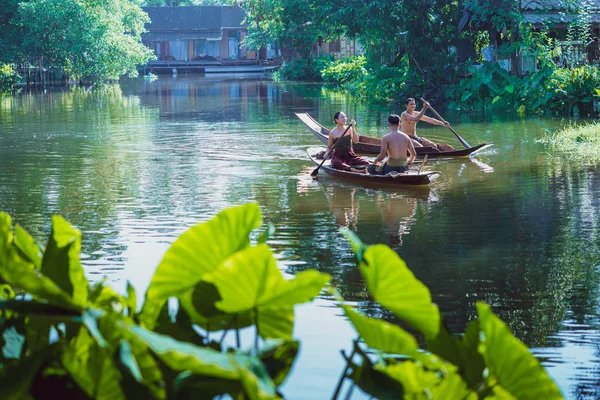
[296,167,438,247]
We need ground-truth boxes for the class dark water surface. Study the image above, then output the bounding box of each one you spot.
[1,75,599,399]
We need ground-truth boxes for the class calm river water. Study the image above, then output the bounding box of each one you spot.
[1,75,599,399]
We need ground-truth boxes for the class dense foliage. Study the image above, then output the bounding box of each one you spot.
[248,0,599,115]
[0,0,154,84]
[0,204,563,398]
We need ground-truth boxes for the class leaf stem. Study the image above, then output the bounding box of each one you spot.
[331,339,359,400]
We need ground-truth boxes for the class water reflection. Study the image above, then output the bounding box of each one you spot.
[1,77,600,399]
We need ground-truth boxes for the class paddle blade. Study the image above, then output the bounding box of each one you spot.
[310,167,320,178]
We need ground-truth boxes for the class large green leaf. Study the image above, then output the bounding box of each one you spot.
[343,306,418,355]
[427,370,477,400]
[129,326,280,400]
[41,216,88,308]
[13,224,42,269]
[348,240,440,338]
[140,203,262,329]
[0,213,79,311]
[204,244,330,339]
[62,328,126,400]
[460,320,486,388]
[476,302,563,399]
[377,361,440,396]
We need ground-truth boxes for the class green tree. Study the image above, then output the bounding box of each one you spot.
[17,0,155,82]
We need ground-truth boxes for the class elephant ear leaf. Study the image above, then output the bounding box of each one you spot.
[476,302,563,399]
[14,225,42,269]
[204,244,330,340]
[140,203,262,329]
[350,242,440,339]
[41,216,88,308]
[0,213,78,311]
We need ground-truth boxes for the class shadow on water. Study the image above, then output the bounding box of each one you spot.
[2,76,600,398]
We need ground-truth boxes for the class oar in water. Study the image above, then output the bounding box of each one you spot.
[310,123,353,178]
[420,98,471,149]
[417,154,428,174]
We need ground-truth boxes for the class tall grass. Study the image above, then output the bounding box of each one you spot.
[540,122,600,164]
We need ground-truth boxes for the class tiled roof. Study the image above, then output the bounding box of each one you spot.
[521,0,600,12]
[142,6,246,32]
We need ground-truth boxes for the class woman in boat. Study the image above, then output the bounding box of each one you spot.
[325,112,369,172]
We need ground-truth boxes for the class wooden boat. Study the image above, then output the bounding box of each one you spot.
[307,147,440,186]
[296,112,494,158]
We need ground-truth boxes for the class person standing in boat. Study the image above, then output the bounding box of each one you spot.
[325,111,369,172]
[401,98,454,152]
[369,114,417,175]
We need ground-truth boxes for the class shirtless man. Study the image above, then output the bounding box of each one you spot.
[401,98,454,152]
[368,114,416,175]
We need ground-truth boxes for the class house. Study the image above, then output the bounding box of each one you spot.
[141,6,276,73]
[520,0,600,70]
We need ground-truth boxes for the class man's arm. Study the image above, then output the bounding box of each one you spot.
[420,115,450,126]
[403,106,428,122]
[373,137,388,164]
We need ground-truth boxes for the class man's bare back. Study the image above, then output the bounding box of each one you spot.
[382,130,413,159]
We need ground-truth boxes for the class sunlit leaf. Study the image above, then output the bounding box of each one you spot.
[89,284,126,312]
[354,244,440,338]
[140,203,262,329]
[41,216,88,308]
[343,306,418,355]
[476,302,563,399]
[427,370,477,400]
[14,225,42,269]
[204,244,329,339]
[0,213,79,311]
[377,360,440,395]
[126,281,136,316]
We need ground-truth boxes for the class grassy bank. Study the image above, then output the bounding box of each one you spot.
[541,122,600,164]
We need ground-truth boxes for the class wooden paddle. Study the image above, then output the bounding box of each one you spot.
[420,98,471,149]
[311,122,353,178]
[417,154,428,174]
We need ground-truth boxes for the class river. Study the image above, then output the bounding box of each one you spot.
[1,75,599,399]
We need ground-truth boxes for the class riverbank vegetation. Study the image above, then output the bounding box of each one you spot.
[246,0,600,116]
[0,204,563,398]
[0,0,154,90]
[541,122,600,163]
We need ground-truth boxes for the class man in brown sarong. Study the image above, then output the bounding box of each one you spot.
[401,98,454,152]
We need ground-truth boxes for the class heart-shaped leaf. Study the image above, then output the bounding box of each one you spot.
[346,239,440,339]
[476,302,562,399]
[140,204,262,329]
